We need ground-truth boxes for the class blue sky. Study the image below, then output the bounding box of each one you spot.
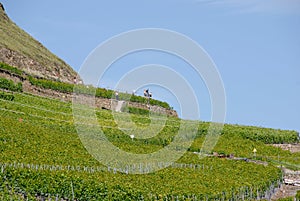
[2,0,300,132]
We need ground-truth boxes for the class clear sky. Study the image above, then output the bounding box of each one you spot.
[2,0,300,132]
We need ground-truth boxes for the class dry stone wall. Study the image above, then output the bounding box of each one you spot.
[0,47,76,83]
[2,71,177,117]
[0,72,178,117]
[26,84,177,117]
[0,69,24,83]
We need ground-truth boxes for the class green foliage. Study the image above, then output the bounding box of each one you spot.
[0,186,32,201]
[0,91,299,199]
[28,76,171,109]
[28,76,74,93]
[223,124,299,144]
[130,94,171,109]
[95,87,113,99]
[149,98,170,109]
[0,91,14,101]
[296,190,300,200]
[0,77,22,92]
[0,62,23,75]
[0,92,299,167]
[124,106,150,115]
[0,160,282,200]
[190,133,300,168]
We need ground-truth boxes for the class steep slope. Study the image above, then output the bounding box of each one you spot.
[0,91,299,199]
[0,2,78,83]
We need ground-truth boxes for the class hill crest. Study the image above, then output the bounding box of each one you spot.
[0,2,78,83]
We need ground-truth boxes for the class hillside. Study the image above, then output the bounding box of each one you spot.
[0,3,78,83]
[0,66,299,199]
[0,2,176,116]
[0,83,299,199]
[0,2,299,200]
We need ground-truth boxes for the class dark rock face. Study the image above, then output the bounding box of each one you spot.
[0,3,8,21]
[0,3,4,11]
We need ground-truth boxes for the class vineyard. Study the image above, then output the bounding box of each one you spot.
[0,4,299,199]
[0,62,171,110]
[28,75,171,109]
[0,76,300,200]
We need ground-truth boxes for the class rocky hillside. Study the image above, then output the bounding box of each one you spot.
[0,3,177,117]
[0,3,78,83]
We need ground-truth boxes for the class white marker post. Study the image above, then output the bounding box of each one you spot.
[253,148,257,159]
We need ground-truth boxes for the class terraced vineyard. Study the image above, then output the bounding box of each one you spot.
[0,87,299,200]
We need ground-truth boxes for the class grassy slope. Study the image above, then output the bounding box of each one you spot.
[0,91,299,200]
[0,4,77,79]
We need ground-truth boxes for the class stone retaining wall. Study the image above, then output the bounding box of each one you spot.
[0,47,76,83]
[26,84,177,117]
[0,70,178,117]
[1,71,177,117]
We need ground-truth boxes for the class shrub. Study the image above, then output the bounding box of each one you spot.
[0,77,22,92]
[124,106,150,115]
[95,88,113,99]
[28,76,172,109]
[0,62,23,75]
[296,190,300,200]
[0,91,14,101]
[28,76,74,93]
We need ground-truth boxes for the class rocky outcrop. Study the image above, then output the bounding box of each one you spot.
[0,3,79,84]
[0,47,76,83]
[0,3,8,21]
[0,2,177,117]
